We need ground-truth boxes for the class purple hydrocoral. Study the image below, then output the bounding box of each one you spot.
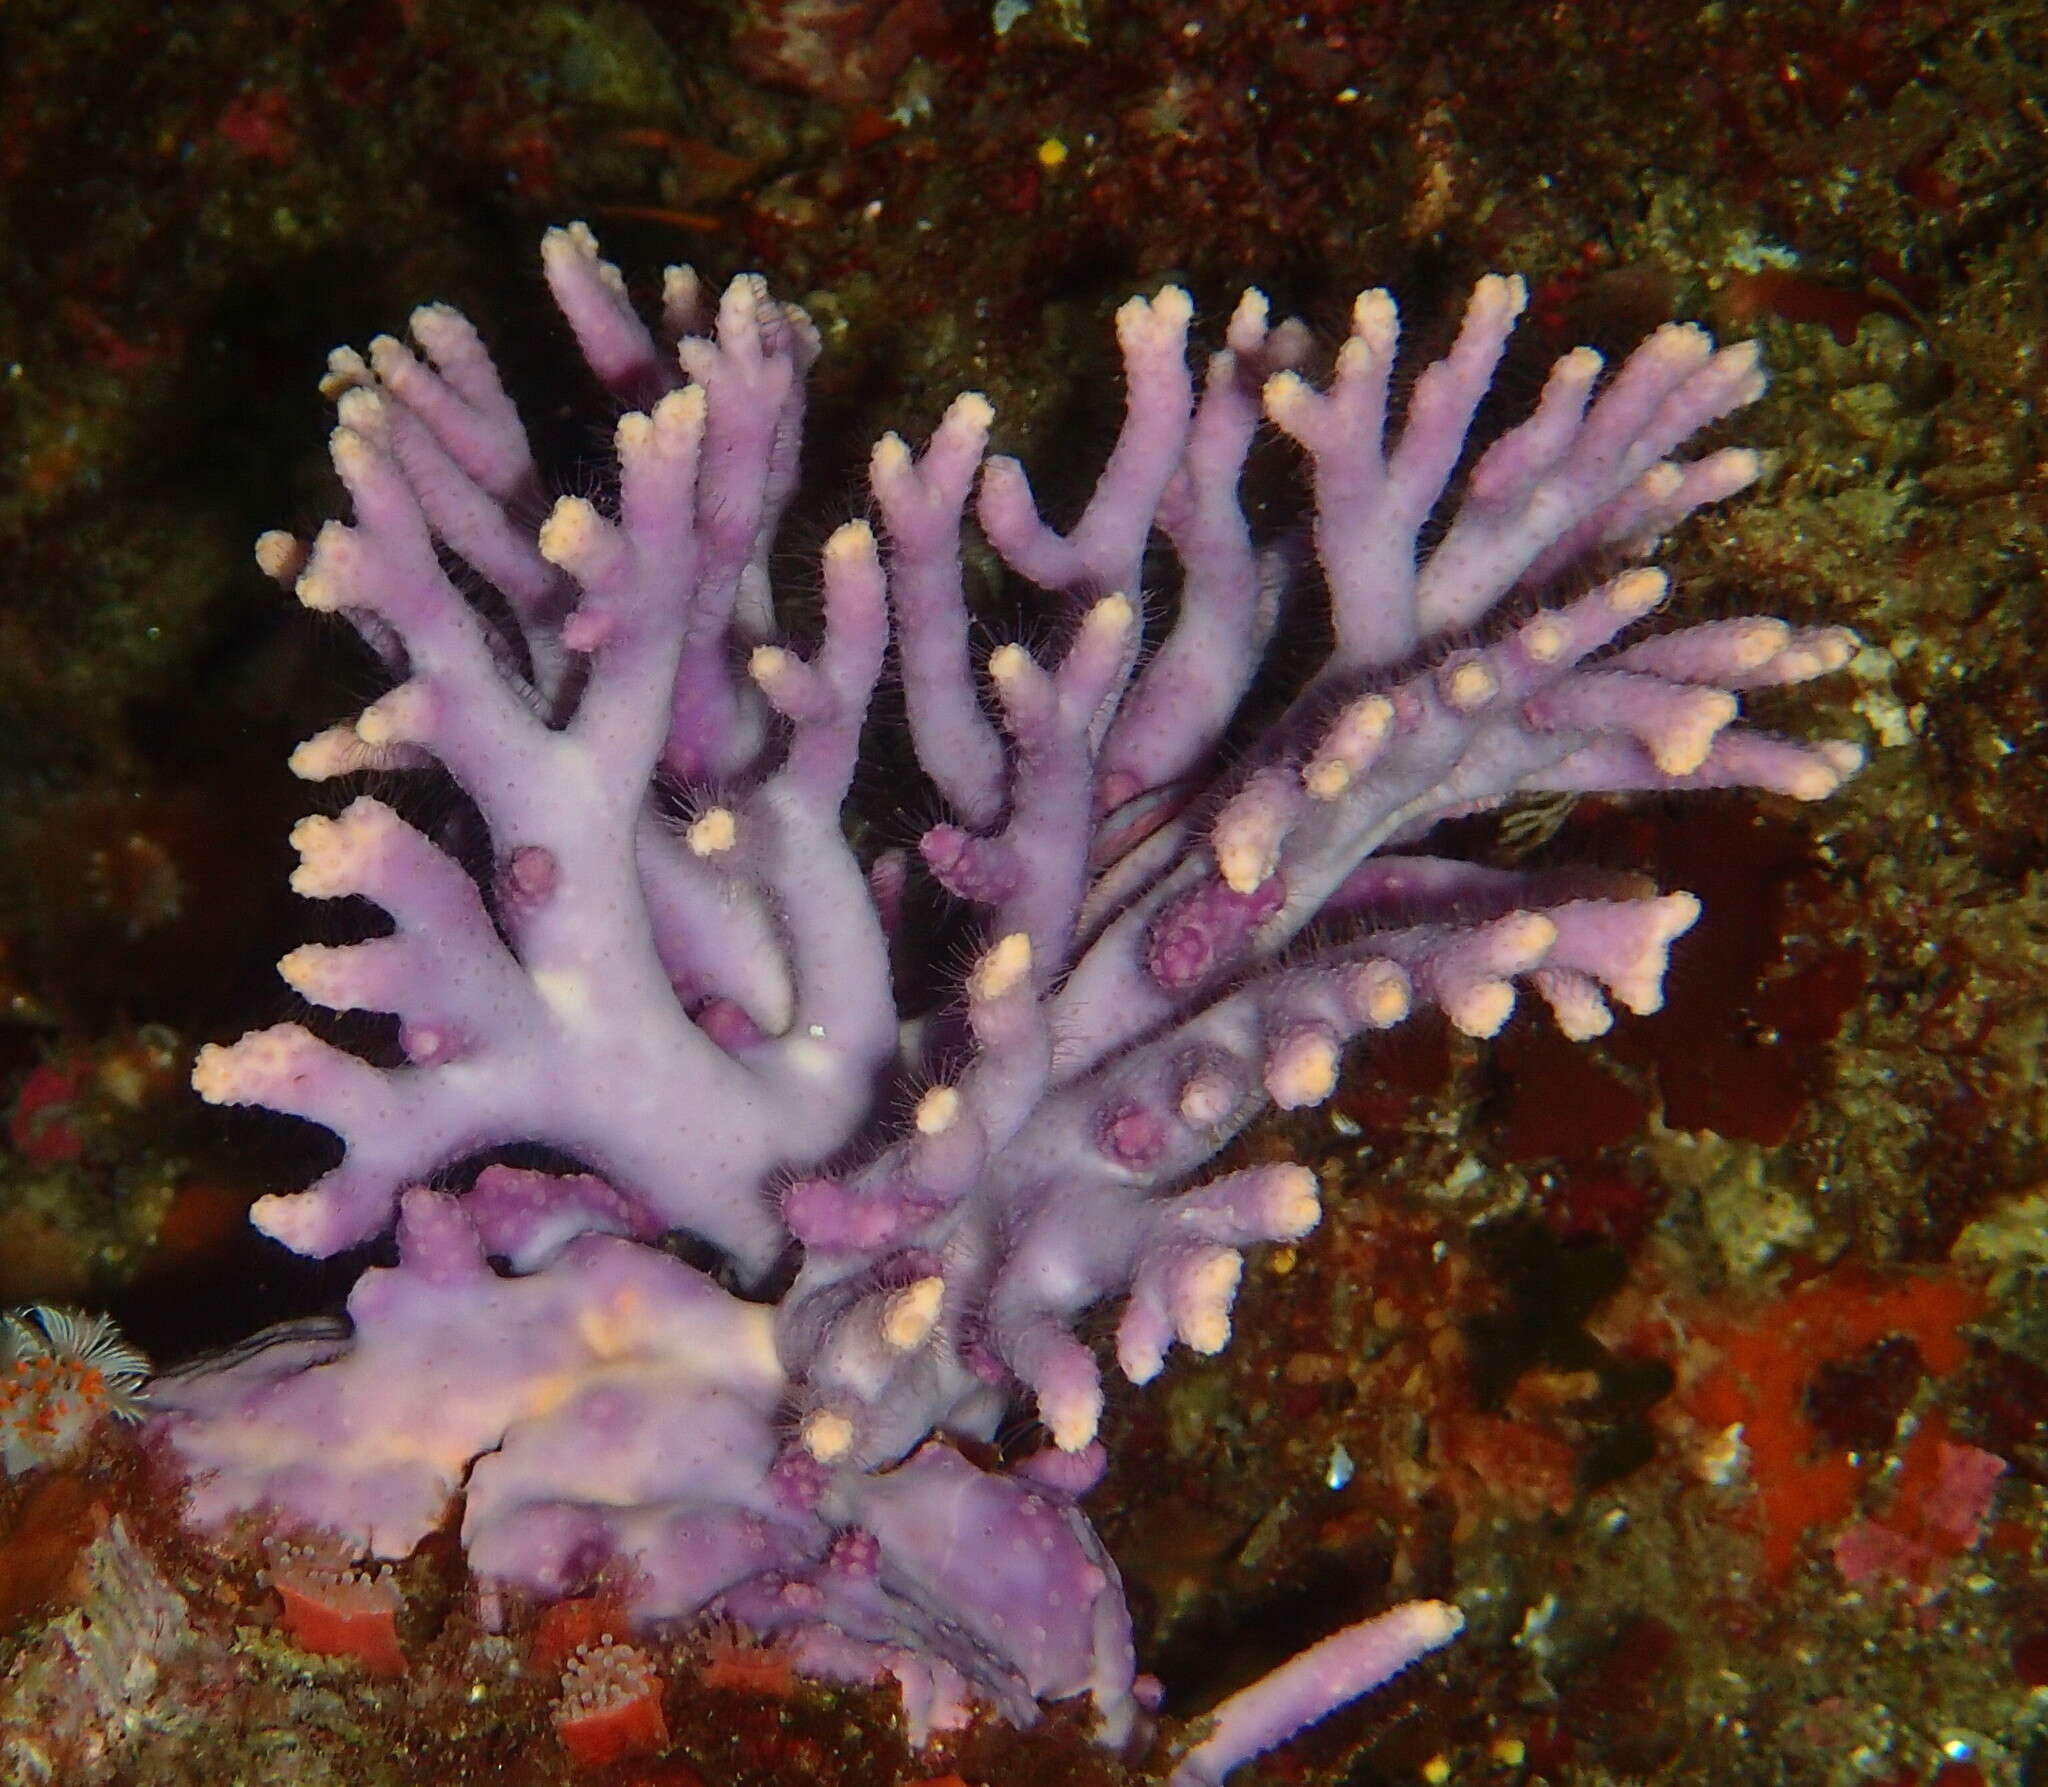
[155,223,1859,1766]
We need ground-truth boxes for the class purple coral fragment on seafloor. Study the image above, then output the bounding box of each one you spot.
[1168,1601,1465,1786]
[150,222,1859,1771]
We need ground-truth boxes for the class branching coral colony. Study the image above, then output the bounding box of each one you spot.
[149,223,1859,1781]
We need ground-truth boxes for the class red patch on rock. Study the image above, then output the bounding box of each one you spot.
[1832,1415,2006,1594]
[8,1060,87,1166]
[1684,1269,1984,1577]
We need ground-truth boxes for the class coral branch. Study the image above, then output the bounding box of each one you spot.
[157,224,1859,1765]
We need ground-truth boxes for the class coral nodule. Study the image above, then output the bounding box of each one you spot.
[149,222,1857,1775]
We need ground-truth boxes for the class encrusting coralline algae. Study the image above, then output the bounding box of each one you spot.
[147,222,1859,1781]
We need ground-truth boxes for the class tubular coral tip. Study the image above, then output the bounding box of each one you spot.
[914,1086,961,1135]
[882,1279,945,1350]
[188,1038,254,1102]
[869,432,911,478]
[277,946,339,1001]
[1216,844,1273,895]
[1179,1071,1237,1126]
[1653,891,1704,941]
[561,609,613,652]
[1267,1034,1339,1108]
[1088,591,1136,633]
[538,497,615,576]
[1608,568,1668,614]
[825,518,876,559]
[295,567,343,613]
[1045,1394,1101,1454]
[969,932,1032,1001]
[1442,660,1498,711]
[1449,982,1517,1037]
[686,808,737,856]
[1268,1169,1322,1239]
[1261,369,1313,422]
[256,530,306,581]
[987,642,1031,684]
[1519,616,1569,663]
[945,390,996,435]
[658,383,707,433]
[1303,763,1350,800]
[802,1411,855,1462]
[1652,690,1740,775]
[1347,960,1412,1027]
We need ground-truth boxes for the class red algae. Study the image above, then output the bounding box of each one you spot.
[1831,1414,2006,1595]
[1717,267,1913,345]
[7,1060,88,1166]
[1803,1333,1928,1455]
[1598,803,1866,1148]
[1492,1026,1650,1166]
[1683,1270,1986,1578]
[2013,1629,2048,1691]
[0,1473,102,1624]
[1436,1409,1580,1521]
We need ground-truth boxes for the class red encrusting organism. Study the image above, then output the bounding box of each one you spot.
[555,1634,670,1768]
[265,1532,408,1676]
